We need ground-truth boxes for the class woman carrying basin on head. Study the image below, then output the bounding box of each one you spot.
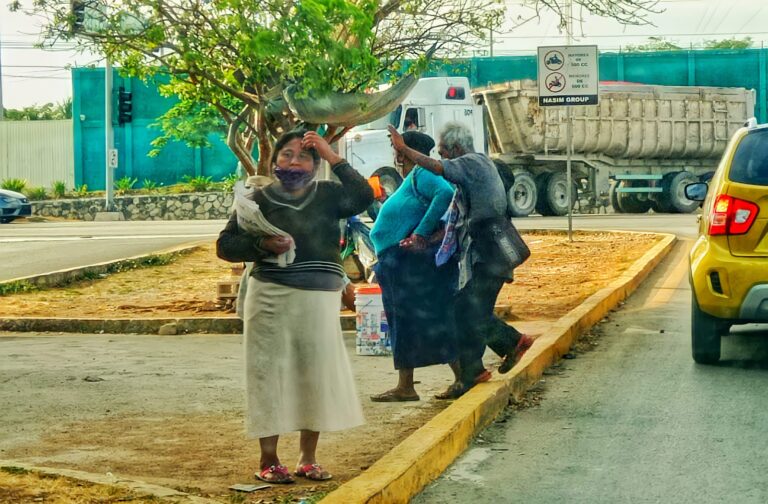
[217,129,373,484]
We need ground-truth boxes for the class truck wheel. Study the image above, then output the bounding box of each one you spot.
[666,171,699,214]
[609,181,622,213]
[539,172,576,216]
[691,292,724,365]
[534,173,552,215]
[508,170,537,217]
[617,192,652,214]
[649,173,674,213]
[366,166,403,221]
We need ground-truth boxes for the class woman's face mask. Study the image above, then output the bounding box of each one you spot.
[274,138,317,191]
[273,167,315,191]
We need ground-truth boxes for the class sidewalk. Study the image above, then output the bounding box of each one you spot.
[0,234,676,503]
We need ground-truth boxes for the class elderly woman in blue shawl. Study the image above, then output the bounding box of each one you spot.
[369,131,462,402]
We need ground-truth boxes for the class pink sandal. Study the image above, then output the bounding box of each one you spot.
[255,464,295,484]
[499,335,535,374]
[295,463,332,481]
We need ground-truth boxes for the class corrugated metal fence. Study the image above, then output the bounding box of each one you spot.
[0,120,74,189]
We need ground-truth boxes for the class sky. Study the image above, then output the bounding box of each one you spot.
[1,0,768,109]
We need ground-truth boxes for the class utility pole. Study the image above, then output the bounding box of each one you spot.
[105,58,114,210]
[565,0,573,241]
[489,28,494,57]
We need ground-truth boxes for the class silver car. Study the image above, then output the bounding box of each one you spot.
[0,188,32,223]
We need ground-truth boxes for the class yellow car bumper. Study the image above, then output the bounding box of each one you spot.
[690,235,768,320]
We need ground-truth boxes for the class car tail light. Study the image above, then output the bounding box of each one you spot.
[708,194,759,235]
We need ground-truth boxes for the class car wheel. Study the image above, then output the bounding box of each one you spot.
[691,292,724,364]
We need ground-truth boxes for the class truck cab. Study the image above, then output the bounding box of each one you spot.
[338,76,485,180]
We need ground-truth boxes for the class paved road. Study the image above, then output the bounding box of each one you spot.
[415,241,768,503]
[0,220,224,281]
[1,214,697,282]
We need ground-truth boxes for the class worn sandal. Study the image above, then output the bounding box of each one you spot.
[499,335,535,374]
[370,389,420,402]
[255,464,295,484]
[435,382,468,400]
[295,463,332,481]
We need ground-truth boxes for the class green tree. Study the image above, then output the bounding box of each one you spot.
[3,98,72,120]
[11,0,657,175]
[704,37,753,50]
[624,36,682,52]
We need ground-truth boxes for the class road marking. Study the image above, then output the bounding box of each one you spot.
[0,234,215,243]
[644,243,690,308]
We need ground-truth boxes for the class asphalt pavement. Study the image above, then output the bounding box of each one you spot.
[414,241,768,504]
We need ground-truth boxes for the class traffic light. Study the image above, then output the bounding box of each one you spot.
[71,0,86,33]
[117,87,133,124]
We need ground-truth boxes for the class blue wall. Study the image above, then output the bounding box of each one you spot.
[73,49,768,189]
[72,68,237,190]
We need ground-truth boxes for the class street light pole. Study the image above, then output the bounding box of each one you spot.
[105,57,114,210]
[565,0,574,242]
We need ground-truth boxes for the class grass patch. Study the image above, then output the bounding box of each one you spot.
[0,249,195,297]
[1,466,30,475]
[0,280,38,297]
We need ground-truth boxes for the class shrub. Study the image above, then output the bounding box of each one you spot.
[142,179,160,191]
[51,180,67,199]
[74,184,89,197]
[114,176,138,195]
[181,174,214,192]
[27,187,48,200]
[1,178,27,193]
[219,172,240,192]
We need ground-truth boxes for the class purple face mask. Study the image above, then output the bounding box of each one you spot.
[273,167,315,191]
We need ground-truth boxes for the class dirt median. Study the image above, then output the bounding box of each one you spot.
[0,230,662,503]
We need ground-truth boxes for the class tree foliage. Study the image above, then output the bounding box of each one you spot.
[704,37,753,50]
[624,36,754,53]
[3,99,73,120]
[624,36,681,52]
[11,0,658,174]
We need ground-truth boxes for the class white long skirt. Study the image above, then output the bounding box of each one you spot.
[243,276,364,438]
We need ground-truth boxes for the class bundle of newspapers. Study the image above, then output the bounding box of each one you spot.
[233,181,296,267]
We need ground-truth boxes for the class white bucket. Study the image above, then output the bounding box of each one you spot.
[354,285,391,356]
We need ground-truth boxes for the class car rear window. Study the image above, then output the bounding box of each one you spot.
[729,129,768,186]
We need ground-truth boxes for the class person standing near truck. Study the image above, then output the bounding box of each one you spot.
[387,122,535,399]
[217,129,372,483]
[368,131,461,402]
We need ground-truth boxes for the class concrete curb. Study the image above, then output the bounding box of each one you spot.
[320,233,677,504]
[0,243,205,290]
[0,460,220,504]
[0,316,357,334]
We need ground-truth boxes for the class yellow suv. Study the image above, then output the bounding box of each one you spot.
[686,122,768,364]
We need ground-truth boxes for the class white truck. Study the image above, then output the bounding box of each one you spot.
[339,76,756,216]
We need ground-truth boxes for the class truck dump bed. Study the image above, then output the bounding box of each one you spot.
[475,80,755,159]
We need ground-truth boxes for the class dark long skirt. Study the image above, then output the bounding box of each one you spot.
[373,246,458,369]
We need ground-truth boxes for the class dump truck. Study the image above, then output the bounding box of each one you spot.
[339,77,756,216]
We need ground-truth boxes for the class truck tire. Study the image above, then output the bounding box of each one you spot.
[538,172,576,216]
[649,173,674,213]
[617,192,652,214]
[366,166,403,221]
[666,171,699,214]
[609,181,622,213]
[691,292,724,365]
[507,170,537,217]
